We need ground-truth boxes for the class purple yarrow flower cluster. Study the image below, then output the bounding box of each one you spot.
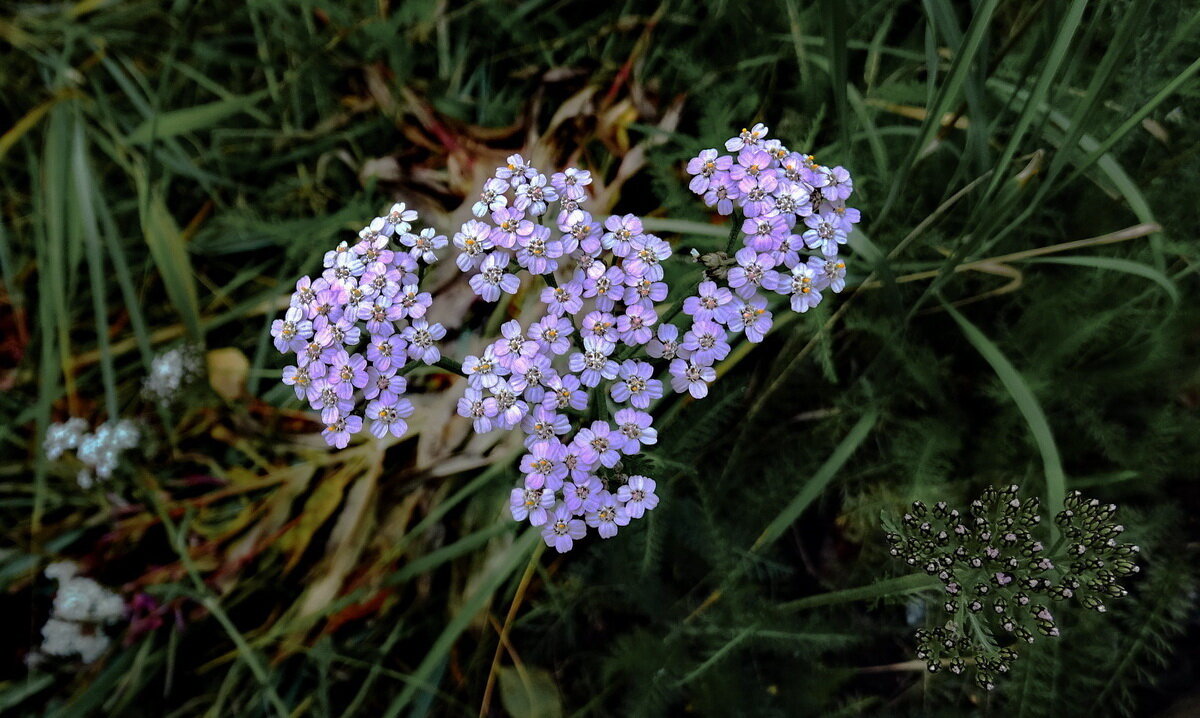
[673,123,858,395]
[280,125,857,554]
[686,123,857,313]
[456,154,586,288]
[470,128,856,553]
[452,156,675,552]
[276,202,443,448]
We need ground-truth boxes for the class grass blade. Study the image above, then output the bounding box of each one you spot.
[94,175,155,370]
[125,90,269,145]
[779,573,941,613]
[71,113,120,420]
[943,300,1066,523]
[877,0,1001,224]
[0,673,55,713]
[0,89,79,163]
[981,0,1089,202]
[820,0,850,153]
[752,409,879,551]
[1065,55,1200,190]
[31,105,74,531]
[1047,0,1150,180]
[135,171,203,342]
[382,529,539,716]
[1024,256,1179,304]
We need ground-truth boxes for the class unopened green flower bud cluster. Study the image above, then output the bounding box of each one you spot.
[884,485,1139,691]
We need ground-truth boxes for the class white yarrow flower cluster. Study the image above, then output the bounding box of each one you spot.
[36,562,124,664]
[143,344,203,402]
[44,418,140,488]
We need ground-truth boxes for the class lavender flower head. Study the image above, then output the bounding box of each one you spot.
[276,202,444,448]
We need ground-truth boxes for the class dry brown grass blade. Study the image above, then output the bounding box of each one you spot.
[277,457,363,573]
[919,260,1024,313]
[864,97,970,130]
[856,221,1162,290]
[590,95,684,214]
[478,542,545,718]
[295,441,386,618]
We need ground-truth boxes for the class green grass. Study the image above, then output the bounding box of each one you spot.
[1,1,1198,716]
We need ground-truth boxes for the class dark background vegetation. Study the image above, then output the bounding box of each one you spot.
[1,0,1198,715]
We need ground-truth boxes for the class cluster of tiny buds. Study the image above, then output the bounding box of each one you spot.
[43,417,140,488]
[276,123,858,553]
[913,624,1020,691]
[886,485,1139,690]
[1055,490,1141,609]
[30,562,124,665]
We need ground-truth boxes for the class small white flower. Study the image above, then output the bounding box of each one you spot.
[143,345,202,402]
[39,565,124,664]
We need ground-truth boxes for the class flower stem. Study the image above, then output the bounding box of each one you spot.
[724,210,742,254]
[396,359,424,376]
[433,357,466,377]
[657,273,702,329]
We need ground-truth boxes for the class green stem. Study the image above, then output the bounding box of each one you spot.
[396,359,423,376]
[395,357,466,378]
[724,210,743,254]
[483,291,514,338]
[657,273,703,329]
[433,356,467,377]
